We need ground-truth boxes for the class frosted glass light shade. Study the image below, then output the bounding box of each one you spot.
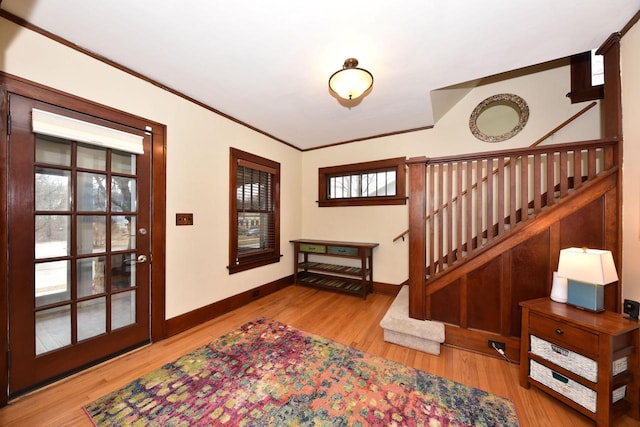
[557,247,618,285]
[328,58,373,100]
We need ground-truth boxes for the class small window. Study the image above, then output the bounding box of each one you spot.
[590,49,604,86]
[568,50,604,104]
[318,157,406,207]
[228,148,280,274]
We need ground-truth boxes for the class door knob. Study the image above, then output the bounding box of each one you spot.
[137,255,148,263]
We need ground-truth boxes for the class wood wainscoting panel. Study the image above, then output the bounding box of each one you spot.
[467,256,502,334]
[509,230,551,336]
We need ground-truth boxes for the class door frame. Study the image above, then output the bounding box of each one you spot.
[0,72,167,405]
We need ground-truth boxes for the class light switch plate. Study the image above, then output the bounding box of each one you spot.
[176,213,193,226]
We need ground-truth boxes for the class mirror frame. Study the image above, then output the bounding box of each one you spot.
[469,93,529,142]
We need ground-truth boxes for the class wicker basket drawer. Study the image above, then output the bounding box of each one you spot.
[327,245,358,256]
[530,360,626,413]
[529,312,598,356]
[299,243,326,253]
[531,335,627,382]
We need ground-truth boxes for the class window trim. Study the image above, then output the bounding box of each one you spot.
[567,51,604,104]
[318,157,406,207]
[228,148,280,274]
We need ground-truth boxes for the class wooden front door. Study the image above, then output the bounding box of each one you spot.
[7,93,152,395]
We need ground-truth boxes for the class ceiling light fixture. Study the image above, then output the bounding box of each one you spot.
[328,58,373,101]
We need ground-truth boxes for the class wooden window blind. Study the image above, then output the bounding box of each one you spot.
[228,148,280,273]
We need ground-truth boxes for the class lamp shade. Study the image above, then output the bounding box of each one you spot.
[328,58,373,100]
[557,247,618,285]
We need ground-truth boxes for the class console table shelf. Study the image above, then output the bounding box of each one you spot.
[290,239,378,299]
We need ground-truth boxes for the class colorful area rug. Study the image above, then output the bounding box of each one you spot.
[84,318,519,426]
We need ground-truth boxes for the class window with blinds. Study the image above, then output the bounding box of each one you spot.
[229,148,280,274]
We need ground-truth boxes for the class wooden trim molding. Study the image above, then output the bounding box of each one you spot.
[318,157,407,207]
[165,276,294,337]
[567,51,604,104]
[0,82,9,408]
[0,72,167,405]
[0,9,295,151]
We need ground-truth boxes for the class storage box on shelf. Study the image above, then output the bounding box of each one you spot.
[519,298,640,427]
[290,239,378,299]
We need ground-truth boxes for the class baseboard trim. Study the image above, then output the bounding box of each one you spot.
[373,282,402,296]
[164,275,294,337]
[164,277,401,337]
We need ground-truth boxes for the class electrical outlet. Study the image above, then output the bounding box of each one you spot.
[488,339,506,352]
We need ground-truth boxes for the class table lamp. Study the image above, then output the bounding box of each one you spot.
[556,247,618,312]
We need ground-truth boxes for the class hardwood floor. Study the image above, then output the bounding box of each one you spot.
[0,285,638,426]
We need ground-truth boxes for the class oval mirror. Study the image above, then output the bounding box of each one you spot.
[469,94,529,142]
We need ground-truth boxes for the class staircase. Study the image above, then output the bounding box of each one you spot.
[382,138,621,359]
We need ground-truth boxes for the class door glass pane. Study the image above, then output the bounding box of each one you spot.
[111,254,135,290]
[77,215,106,255]
[35,261,70,307]
[77,257,106,298]
[112,290,136,330]
[77,172,107,211]
[111,216,136,251]
[35,135,71,166]
[111,177,137,212]
[77,145,106,171]
[35,168,71,211]
[36,305,71,355]
[112,151,136,174]
[35,215,70,259]
[78,297,106,341]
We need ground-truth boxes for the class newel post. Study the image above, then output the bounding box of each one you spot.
[407,157,428,320]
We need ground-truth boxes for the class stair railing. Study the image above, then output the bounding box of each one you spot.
[407,138,618,281]
[394,101,597,243]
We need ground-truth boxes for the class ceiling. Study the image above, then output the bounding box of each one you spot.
[2,1,639,150]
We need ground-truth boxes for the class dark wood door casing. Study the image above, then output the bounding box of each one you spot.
[0,72,167,405]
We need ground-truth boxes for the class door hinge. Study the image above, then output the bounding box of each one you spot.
[6,112,11,135]
[6,349,10,370]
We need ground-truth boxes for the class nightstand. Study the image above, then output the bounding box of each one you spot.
[519,298,640,426]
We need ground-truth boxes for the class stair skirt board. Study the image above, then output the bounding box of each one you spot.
[380,285,445,356]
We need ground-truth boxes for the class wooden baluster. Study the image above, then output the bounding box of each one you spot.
[466,160,474,251]
[509,156,517,230]
[446,163,453,266]
[546,151,555,207]
[427,164,435,277]
[573,149,582,189]
[559,150,568,197]
[455,162,463,261]
[533,153,541,214]
[604,145,614,170]
[436,164,444,272]
[588,147,597,179]
[476,159,483,249]
[520,154,529,221]
[486,158,494,240]
[497,157,505,236]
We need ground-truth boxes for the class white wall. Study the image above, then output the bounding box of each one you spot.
[621,20,640,302]
[3,15,622,317]
[301,63,601,286]
[0,18,303,319]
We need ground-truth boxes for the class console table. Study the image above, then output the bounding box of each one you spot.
[290,239,378,299]
[519,298,640,426]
